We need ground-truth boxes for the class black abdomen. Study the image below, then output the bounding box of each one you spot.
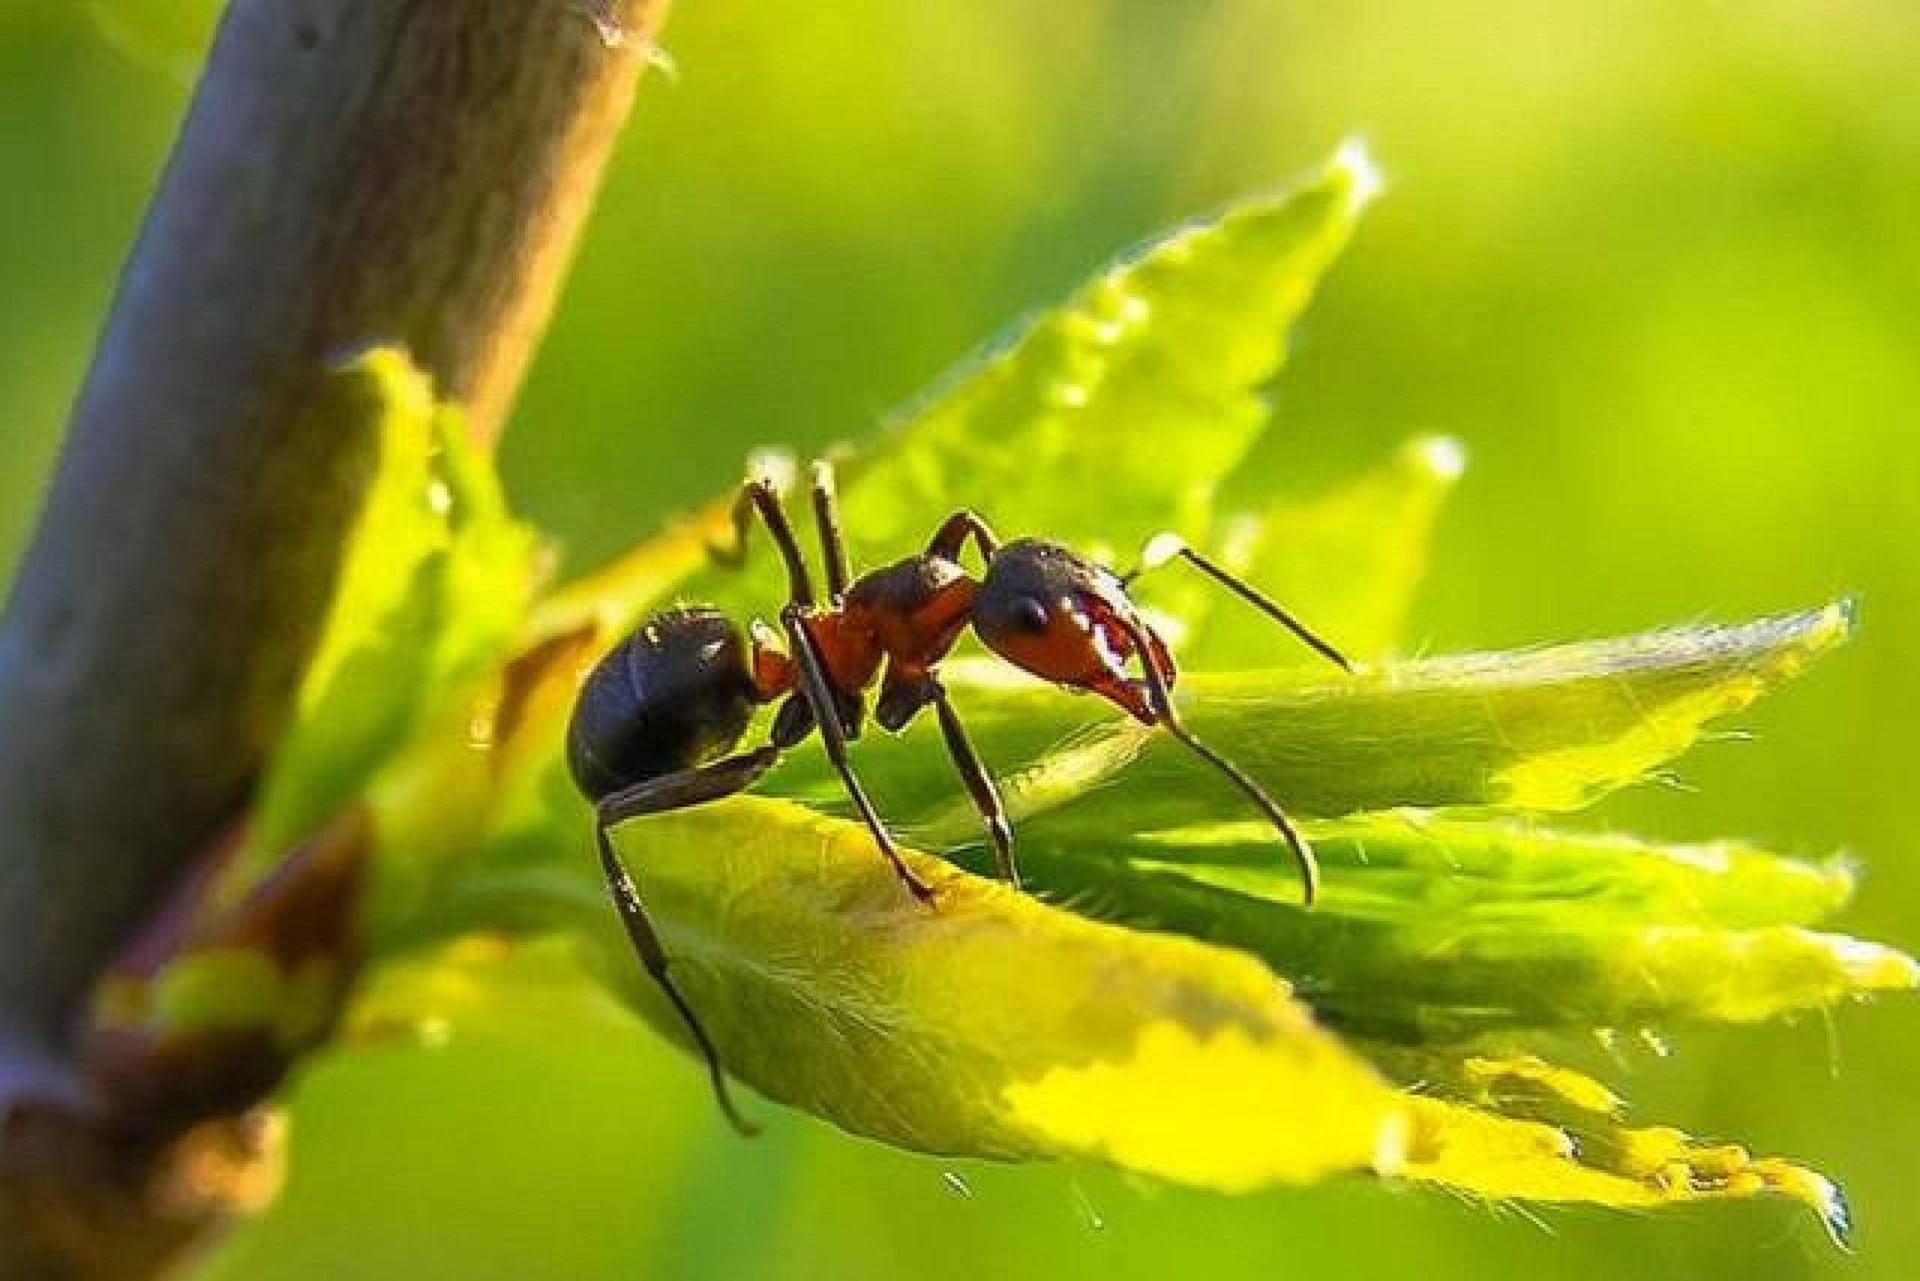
[566,607,758,802]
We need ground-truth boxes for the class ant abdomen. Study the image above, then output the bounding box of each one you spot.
[566,606,760,803]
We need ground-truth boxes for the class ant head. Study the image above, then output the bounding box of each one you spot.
[971,538,1172,720]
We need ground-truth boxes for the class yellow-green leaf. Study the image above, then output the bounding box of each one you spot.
[513,798,1401,1187]
[85,0,220,84]
[445,795,1862,1237]
[1129,815,1855,929]
[1392,1094,1851,1247]
[246,349,536,885]
[831,603,1855,840]
[1365,1045,1852,1246]
[1013,831,1912,1040]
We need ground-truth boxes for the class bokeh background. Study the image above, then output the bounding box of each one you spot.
[3,2,1917,1277]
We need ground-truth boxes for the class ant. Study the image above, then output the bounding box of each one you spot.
[566,460,1352,1134]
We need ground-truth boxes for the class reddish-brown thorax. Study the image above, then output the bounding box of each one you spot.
[848,574,978,690]
[749,566,984,706]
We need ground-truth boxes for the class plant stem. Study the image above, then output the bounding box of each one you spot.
[0,0,669,1271]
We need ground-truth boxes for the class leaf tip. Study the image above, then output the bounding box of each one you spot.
[326,340,422,389]
[1406,433,1468,484]
[1834,937,1920,994]
[1820,1177,1856,1252]
[1758,1160,1855,1251]
[1330,136,1386,213]
[1802,597,1859,653]
[323,342,437,435]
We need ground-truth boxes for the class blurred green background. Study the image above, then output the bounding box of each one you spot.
[4,2,1917,1277]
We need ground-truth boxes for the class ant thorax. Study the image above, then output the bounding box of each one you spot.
[837,554,979,678]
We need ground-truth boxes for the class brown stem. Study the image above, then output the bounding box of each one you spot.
[0,0,669,1272]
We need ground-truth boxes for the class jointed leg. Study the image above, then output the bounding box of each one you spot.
[1124,533,1352,674]
[714,474,817,607]
[929,685,1019,887]
[1110,612,1321,906]
[809,460,853,600]
[598,745,783,824]
[926,509,1001,568]
[781,610,936,904]
[595,746,782,1137]
[874,670,1016,888]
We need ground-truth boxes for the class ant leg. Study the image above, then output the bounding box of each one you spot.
[809,460,853,600]
[1124,533,1352,674]
[875,671,1016,885]
[781,609,937,905]
[928,683,1019,887]
[712,472,817,607]
[595,745,782,1138]
[1109,612,1321,907]
[925,510,1001,567]
[598,744,783,824]
[836,689,867,742]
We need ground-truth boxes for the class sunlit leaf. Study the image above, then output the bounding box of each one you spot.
[793,603,1855,841]
[999,824,1911,1041]
[434,607,1901,1053]
[244,349,537,886]
[1127,814,1855,928]
[440,795,1866,1235]
[1392,1094,1852,1246]
[481,798,1403,1187]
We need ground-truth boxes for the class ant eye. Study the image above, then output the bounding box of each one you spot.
[1012,596,1051,632]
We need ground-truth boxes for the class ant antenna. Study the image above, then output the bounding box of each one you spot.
[1109,612,1321,906]
[1158,718,1319,906]
[1126,533,1353,674]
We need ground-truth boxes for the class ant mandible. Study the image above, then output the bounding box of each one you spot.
[566,460,1352,1134]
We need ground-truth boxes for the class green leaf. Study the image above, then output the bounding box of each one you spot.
[1394,1092,1853,1246]
[1002,820,1911,1041]
[244,349,536,886]
[532,798,1402,1188]
[853,140,1375,550]
[444,797,1862,1235]
[784,603,1854,840]
[1128,814,1855,929]
[85,0,220,84]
